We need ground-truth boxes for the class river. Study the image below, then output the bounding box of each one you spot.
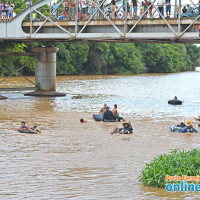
[0,71,200,199]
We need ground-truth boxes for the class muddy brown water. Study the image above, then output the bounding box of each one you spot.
[0,72,200,199]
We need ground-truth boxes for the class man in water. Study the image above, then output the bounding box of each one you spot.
[173,96,177,101]
[111,121,133,134]
[193,23,200,37]
[99,103,107,115]
[103,106,116,122]
[112,104,125,122]
[9,122,41,133]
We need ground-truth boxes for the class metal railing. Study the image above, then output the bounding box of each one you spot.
[5,2,200,21]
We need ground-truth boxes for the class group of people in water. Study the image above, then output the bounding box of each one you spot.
[92,103,133,134]
[94,103,125,122]
[92,100,200,134]
[8,121,41,134]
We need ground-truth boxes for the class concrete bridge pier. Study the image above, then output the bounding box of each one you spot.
[25,47,66,97]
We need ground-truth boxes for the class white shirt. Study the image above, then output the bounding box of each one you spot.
[157,0,165,6]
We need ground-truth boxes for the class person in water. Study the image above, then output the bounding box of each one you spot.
[112,104,125,122]
[99,103,107,115]
[195,115,200,122]
[29,125,41,133]
[173,96,177,101]
[111,121,133,134]
[8,121,29,132]
[9,122,41,133]
[103,106,116,122]
[180,119,198,133]
[93,103,107,121]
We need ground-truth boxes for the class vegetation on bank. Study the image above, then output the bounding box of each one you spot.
[140,149,200,188]
[0,42,199,76]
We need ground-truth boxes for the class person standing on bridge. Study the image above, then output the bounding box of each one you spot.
[5,2,9,21]
[26,0,32,20]
[91,0,96,17]
[132,0,138,18]
[65,0,70,20]
[165,0,171,18]
[1,3,6,21]
[51,2,58,19]
[71,0,76,20]
[8,4,13,20]
[80,0,88,19]
[157,0,165,17]
[111,0,115,19]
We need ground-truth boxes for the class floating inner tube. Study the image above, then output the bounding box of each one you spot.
[93,114,103,121]
[168,100,182,105]
[118,130,133,134]
[103,119,116,122]
[18,130,38,134]
[170,125,195,133]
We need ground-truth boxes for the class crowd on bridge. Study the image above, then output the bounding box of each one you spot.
[2,0,200,21]
[48,0,200,20]
[0,1,15,21]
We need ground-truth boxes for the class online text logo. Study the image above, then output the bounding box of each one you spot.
[165,175,200,192]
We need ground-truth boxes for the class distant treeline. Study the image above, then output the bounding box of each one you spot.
[0,42,199,76]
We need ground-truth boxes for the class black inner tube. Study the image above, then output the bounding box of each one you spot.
[168,100,182,105]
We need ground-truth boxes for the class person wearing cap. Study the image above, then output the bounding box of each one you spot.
[111,121,133,134]
[180,119,198,133]
[103,106,116,122]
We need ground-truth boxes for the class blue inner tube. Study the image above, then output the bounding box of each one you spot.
[168,100,182,105]
[18,130,38,134]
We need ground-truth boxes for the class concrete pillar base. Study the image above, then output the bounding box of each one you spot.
[0,95,7,100]
[24,47,66,97]
[24,90,66,97]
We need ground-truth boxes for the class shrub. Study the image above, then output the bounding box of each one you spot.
[140,149,200,188]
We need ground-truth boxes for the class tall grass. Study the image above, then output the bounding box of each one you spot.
[140,149,200,188]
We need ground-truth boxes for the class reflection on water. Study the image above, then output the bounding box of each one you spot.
[0,72,200,199]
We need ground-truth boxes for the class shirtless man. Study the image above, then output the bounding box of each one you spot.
[112,104,125,122]
[99,103,107,115]
[193,23,200,37]
[65,0,70,20]
[71,0,76,19]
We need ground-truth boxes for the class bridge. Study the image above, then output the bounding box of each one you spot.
[0,0,200,98]
[0,0,200,43]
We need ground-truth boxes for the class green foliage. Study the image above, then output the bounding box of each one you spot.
[140,149,200,188]
[0,42,199,76]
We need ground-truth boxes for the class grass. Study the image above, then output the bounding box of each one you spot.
[140,149,200,188]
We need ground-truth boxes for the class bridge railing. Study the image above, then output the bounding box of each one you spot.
[1,0,200,42]
[9,1,200,21]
